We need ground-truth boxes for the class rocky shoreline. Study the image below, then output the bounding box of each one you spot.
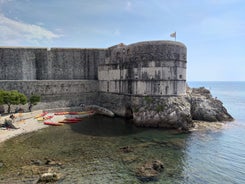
[133,86,234,130]
[0,86,234,143]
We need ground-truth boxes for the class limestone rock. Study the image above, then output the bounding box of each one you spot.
[38,172,60,182]
[0,161,4,168]
[188,87,233,122]
[132,86,233,130]
[133,96,193,131]
[136,160,164,182]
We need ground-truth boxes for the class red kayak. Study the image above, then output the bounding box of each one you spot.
[35,112,48,118]
[58,121,79,124]
[64,118,83,121]
[44,122,63,126]
[44,115,54,120]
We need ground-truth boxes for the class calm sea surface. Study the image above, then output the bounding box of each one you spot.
[0,81,244,184]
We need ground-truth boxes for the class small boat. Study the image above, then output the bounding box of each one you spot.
[54,112,69,115]
[67,111,94,115]
[36,115,54,121]
[58,120,79,124]
[44,121,63,126]
[37,117,45,121]
[35,112,48,118]
[77,111,94,115]
[64,118,83,121]
[44,115,54,120]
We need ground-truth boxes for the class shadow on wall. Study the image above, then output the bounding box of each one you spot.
[125,104,133,119]
[69,115,145,137]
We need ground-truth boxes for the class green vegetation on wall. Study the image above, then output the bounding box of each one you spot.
[144,96,153,104]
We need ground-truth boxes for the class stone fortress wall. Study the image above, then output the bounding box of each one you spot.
[0,47,106,80]
[99,41,186,96]
[0,41,187,113]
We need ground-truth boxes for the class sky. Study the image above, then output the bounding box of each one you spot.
[0,0,244,81]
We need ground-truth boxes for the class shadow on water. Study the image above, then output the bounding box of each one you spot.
[69,115,146,137]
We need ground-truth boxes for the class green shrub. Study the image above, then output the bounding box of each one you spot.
[156,105,164,112]
[144,96,153,104]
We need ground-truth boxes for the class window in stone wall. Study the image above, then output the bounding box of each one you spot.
[179,74,182,79]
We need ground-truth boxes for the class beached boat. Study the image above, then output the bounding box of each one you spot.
[36,115,54,121]
[77,111,94,115]
[54,112,69,115]
[64,118,83,121]
[44,122,63,126]
[67,111,94,115]
[35,112,48,118]
[44,115,54,120]
[37,117,44,121]
[58,121,77,124]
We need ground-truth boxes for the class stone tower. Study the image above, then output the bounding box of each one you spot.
[98,40,187,96]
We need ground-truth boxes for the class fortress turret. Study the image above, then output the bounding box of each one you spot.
[98,40,187,96]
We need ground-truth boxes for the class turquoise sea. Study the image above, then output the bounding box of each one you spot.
[0,81,244,184]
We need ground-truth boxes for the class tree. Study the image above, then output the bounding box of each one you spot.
[2,90,27,114]
[29,95,41,112]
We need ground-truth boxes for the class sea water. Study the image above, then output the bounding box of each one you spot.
[0,81,244,184]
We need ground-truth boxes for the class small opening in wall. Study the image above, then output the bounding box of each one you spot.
[125,104,133,119]
[179,74,182,79]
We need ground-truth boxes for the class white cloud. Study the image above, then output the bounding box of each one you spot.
[0,14,61,45]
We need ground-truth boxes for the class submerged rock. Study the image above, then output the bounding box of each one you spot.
[38,172,60,182]
[0,161,4,168]
[120,146,133,153]
[136,160,164,182]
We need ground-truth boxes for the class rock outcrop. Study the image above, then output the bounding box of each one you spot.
[132,86,233,130]
[188,87,233,122]
[133,96,193,131]
[136,160,164,182]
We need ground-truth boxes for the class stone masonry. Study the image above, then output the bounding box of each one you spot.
[0,41,188,124]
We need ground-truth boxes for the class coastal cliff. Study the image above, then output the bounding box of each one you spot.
[132,86,233,130]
